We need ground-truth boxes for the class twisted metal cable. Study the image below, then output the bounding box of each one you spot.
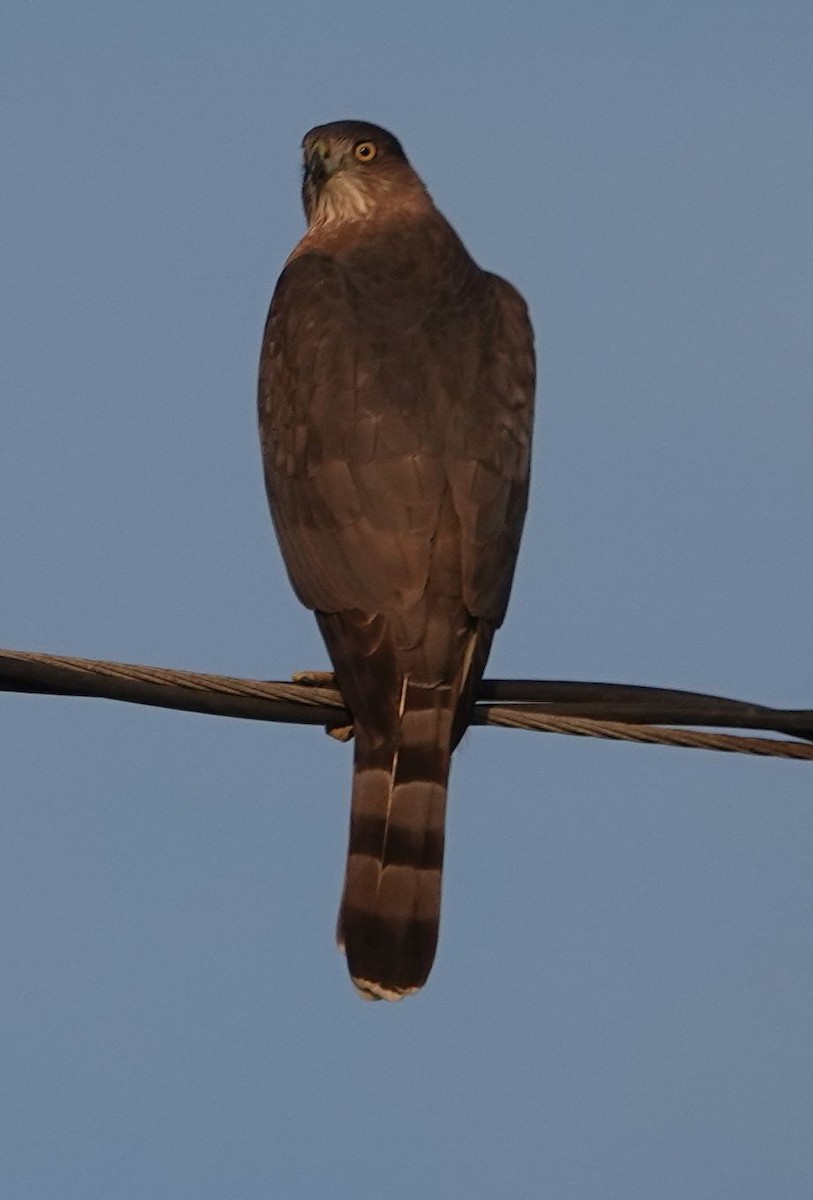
[477,707,813,759]
[2,647,811,760]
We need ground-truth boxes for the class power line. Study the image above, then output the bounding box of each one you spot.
[2,647,811,761]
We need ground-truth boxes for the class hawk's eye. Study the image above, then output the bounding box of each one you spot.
[353,141,377,163]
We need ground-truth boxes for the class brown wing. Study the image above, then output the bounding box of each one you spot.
[258,251,448,619]
[258,241,535,999]
[445,272,536,625]
[259,253,535,629]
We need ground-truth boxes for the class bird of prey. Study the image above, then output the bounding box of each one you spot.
[258,120,535,1000]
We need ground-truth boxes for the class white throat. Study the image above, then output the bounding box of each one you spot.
[309,173,384,229]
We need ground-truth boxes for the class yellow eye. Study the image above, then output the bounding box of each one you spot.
[353,141,377,163]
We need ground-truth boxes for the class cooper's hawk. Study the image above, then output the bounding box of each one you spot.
[258,120,535,1000]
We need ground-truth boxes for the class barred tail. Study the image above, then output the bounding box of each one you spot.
[336,684,453,1001]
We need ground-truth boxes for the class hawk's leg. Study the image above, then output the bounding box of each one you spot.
[291,670,355,742]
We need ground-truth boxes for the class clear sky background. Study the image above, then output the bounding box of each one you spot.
[1,2,812,1197]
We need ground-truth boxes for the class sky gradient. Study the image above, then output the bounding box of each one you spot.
[2,2,812,1196]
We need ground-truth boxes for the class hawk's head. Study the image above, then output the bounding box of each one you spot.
[300,120,428,229]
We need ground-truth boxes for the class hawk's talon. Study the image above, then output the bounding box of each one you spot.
[326,722,355,743]
[292,670,337,687]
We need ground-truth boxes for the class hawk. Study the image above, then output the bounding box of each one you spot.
[258,120,535,1000]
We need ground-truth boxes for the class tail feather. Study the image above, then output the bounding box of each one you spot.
[337,684,453,1000]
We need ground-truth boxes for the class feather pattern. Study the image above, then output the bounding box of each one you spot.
[258,120,535,998]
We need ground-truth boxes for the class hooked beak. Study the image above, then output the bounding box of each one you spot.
[304,139,337,187]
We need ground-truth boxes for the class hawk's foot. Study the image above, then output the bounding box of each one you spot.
[292,670,336,687]
[292,670,352,739]
[326,721,354,743]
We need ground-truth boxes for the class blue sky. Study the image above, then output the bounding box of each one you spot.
[1,2,812,1196]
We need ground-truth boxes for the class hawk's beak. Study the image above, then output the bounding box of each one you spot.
[304,140,337,187]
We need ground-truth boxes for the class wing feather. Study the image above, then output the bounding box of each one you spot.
[446,273,535,622]
[259,250,534,626]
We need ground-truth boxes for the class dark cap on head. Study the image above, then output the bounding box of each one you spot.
[302,120,408,163]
